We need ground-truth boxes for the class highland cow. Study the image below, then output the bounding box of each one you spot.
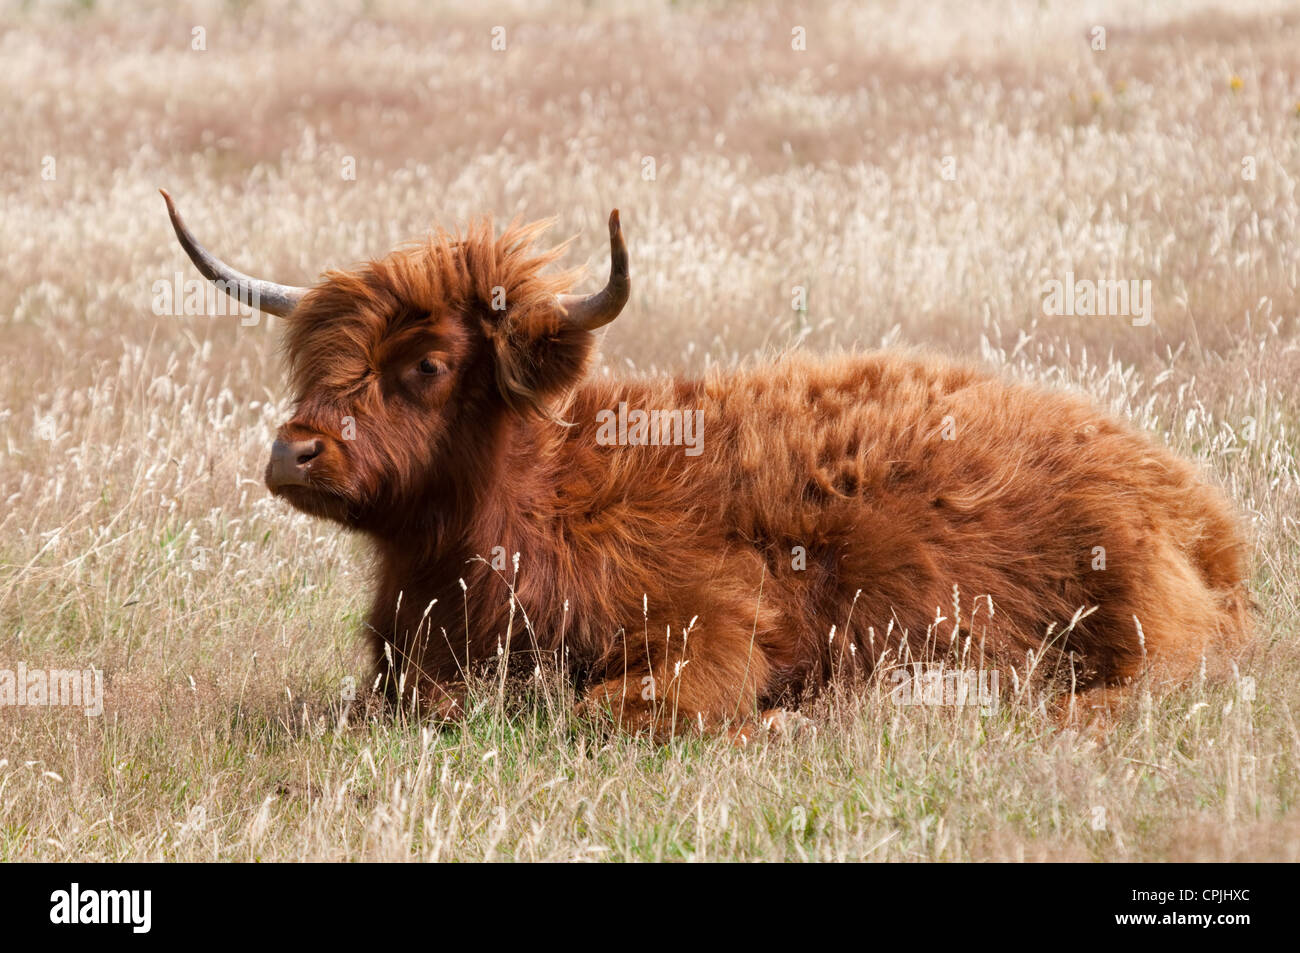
[161,190,1251,740]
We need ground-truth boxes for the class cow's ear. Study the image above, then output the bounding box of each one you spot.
[483,209,628,418]
[489,320,595,420]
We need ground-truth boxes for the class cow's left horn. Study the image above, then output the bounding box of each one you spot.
[159,189,308,317]
[556,209,629,331]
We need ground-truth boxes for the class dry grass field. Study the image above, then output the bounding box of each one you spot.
[2,0,1299,861]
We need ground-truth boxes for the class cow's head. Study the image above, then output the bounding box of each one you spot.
[160,190,628,531]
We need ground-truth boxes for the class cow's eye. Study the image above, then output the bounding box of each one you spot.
[417,357,445,377]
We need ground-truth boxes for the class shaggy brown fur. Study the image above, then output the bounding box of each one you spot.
[266,216,1251,736]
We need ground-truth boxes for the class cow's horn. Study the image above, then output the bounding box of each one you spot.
[556,209,629,331]
[159,189,308,318]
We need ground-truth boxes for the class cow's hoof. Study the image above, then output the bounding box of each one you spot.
[761,708,816,739]
[729,709,815,746]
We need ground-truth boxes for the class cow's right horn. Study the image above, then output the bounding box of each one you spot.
[555,209,629,331]
[160,189,308,317]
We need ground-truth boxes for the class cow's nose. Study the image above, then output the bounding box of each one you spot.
[268,438,324,487]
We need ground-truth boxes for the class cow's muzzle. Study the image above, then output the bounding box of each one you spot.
[267,438,324,488]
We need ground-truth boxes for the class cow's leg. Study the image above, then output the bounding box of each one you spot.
[369,647,467,722]
[418,679,469,721]
[576,615,777,739]
[378,673,468,722]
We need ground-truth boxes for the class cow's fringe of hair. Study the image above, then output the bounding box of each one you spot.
[284,217,585,418]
